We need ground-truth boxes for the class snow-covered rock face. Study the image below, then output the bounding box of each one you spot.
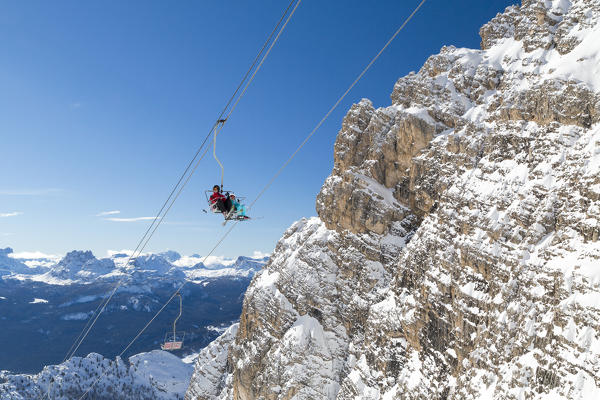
[186,324,239,400]
[228,217,413,400]
[161,250,183,263]
[47,250,117,280]
[187,1,599,399]
[131,253,187,280]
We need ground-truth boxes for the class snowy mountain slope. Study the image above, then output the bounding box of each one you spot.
[186,324,239,400]
[187,1,600,399]
[0,350,193,400]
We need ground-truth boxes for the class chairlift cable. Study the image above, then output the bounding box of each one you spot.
[126,0,301,285]
[77,0,427,398]
[58,0,296,366]
[57,5,294,364]
[58,0,298,366]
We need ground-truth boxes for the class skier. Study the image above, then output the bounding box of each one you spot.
[209,185,232,215]
[230,194,249,219]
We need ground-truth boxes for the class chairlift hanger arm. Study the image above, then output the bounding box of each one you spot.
[173,293,183,342]
[213,124,225,190]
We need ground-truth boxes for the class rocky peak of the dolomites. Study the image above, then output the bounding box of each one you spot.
[187,0,600,399]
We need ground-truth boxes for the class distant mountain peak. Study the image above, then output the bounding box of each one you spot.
[58,250,96,266]
[0,247,14,256]
[159,250,181,262]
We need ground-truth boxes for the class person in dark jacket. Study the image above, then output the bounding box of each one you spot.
[209,185,232,214]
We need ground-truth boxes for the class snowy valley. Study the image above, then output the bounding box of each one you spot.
[0,248,267,399]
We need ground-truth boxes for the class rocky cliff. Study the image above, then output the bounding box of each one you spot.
[187,0,600,398]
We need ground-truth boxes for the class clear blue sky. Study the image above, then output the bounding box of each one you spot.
[0,0,516,258]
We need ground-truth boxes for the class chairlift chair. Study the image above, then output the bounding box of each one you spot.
[161,332,185,350]
[161,293,185,351]
[204,190,246,213]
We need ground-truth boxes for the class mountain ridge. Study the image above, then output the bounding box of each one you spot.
[1,248,270,285]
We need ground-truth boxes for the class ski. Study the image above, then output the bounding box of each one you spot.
[222,214,253,226]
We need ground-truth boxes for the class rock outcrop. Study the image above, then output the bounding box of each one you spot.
[187,0,600,398]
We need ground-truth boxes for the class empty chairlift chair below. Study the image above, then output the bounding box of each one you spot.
[161,293,185,351]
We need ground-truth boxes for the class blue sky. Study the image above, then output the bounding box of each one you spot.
[0,0,516,258]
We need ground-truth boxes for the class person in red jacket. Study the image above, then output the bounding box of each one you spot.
[209,185,232,215]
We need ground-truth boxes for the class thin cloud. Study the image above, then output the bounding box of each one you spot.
[107,249,135,257]
[252,250,271,259]
[96,210,121,217]
[0,212,22,217]
[106,249,151,257]
[70,102,82,109]
[9,251,60,260]
[0,188,62,196]
[106,216,157,222]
